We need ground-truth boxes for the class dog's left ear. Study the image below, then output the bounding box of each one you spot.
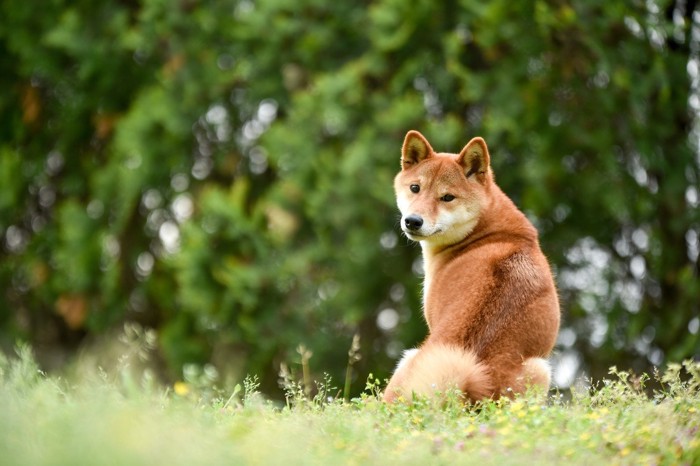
[458,137,490,180]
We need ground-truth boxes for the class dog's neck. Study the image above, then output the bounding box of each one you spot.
[418,236,464,314]
[419,243,436,314]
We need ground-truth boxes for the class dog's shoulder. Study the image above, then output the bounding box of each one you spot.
[494,249,542,286]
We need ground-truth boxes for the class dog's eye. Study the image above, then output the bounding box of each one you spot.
[440,194,455,202]
[410,184,420,193]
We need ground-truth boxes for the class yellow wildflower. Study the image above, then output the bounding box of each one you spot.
[174,381,190,396]
[510,401,524,413]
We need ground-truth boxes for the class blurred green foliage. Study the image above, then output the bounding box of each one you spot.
[0,0,698,395]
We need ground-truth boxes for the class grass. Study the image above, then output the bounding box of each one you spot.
[1,345,699,466]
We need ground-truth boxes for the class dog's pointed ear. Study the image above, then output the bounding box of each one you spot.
[401,130,434,170]
[458,137,490,179]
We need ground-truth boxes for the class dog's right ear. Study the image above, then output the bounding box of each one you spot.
[401,130,433,170]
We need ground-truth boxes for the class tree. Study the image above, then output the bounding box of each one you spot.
[1,0,698,396]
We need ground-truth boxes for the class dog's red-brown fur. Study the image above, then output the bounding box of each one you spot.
[383,130,560,403]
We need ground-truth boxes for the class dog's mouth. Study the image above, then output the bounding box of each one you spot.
[402,228,442,240]
[403,231,424,240]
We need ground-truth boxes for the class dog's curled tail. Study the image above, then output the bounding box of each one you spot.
[384,343,493,403]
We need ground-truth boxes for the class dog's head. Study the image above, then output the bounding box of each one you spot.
[394,130,492,248]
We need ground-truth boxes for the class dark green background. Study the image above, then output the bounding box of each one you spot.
[1,0,698,396]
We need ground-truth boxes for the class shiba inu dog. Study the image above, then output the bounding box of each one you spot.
[383,130,560,403]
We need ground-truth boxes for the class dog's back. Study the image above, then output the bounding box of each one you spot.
[384,131,560,402]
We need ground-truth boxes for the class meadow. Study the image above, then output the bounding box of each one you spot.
[1,345,698,466]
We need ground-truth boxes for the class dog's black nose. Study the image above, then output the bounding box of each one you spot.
[404,215,423,231]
